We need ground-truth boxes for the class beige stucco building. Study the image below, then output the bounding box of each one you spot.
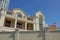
[0,0,47,32]
[0,0,60,40]
[0,8,46,31]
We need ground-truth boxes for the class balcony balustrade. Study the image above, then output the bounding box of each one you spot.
[6,11,12,15]
[6,11,25,18]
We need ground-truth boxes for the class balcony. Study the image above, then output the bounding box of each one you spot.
[27,17,33,21]
[4,17,15,28]
[27,17,33,23]
[4,11,16,19]
[5,11,26,21]
[6,11,14,16]
[6,11,12,15]
[27,23,33,30]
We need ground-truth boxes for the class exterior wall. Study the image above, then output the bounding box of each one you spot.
[0,32,12,40]
[19,31,44,40]
[0,29,60,40]
[49,30,60,40]
[0,31,45,40]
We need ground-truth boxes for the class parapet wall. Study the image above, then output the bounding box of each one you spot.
[0,29,60,40]
[0,31,44,40]
[49,29,60,40]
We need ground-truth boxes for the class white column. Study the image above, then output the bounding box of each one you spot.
[15,19,17,29]
[25,17,27,30]
[0,15,5,27]
[33,23,36,31]
[33,18,36,31]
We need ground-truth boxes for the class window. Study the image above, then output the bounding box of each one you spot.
[5,21,11,27]
[39,15,43,24]
[17,23,22,29]
[16,12,22,18]
[39,15,43,30]
[39,24,43,30]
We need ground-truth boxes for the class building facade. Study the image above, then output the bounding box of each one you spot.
[0,0,47,31]
[0,8,46,31]
[0,0,10,9]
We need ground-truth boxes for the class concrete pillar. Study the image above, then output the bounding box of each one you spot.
[0,15,5,27]
[33,18,36,31]
[15,19,17,29]
[0,9,6,27]
[25,17,27,30]
[33,23,36,31]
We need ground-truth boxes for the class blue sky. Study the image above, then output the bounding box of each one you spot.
[8,0,60,27]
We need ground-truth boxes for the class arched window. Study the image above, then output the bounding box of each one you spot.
[16,12,22,18]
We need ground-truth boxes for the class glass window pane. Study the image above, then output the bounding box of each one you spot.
[16,12,22,18]
[39,15,43,24]
[39,15,43,30]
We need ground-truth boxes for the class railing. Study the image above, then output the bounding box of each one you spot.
[27,18,33,21]
[6,11,25,19]
[6,11,12,16]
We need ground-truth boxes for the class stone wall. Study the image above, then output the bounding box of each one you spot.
[0,32,12,40]
[0,30,60,40]
[49,30,60,40]
[0,31,45,40]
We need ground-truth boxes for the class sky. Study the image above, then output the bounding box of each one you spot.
[8,0,60,27]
